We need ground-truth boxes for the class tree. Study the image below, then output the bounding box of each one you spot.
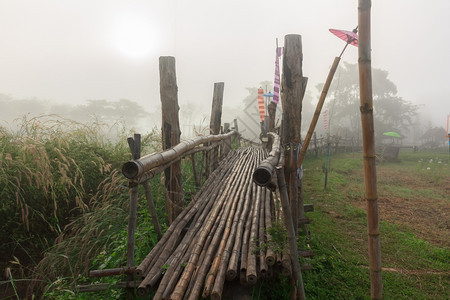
[317,62,418,141]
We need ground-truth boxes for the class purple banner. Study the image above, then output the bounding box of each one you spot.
[273,47,283,104]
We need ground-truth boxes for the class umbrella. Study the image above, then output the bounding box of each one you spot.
[329,28,358,46]
[329,27,359,58]
[383,131,401,138]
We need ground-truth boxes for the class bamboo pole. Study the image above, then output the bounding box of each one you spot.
[258,187,268,277]
[226,157,256,281]
[265,190,276,266]
[239,182,257,284]
[136,152,241,290]
[134,158,229,279]
[125,134,141,298]
[202,151,256,298]
[170,152,248,300]
[246,184,262,285]
[77,281,142,293]
[188,151,254,299]
[276,158,305,300]
[358,1,382,299]
[142,181,162,240]
[122,131,236,179]
[89,267,136,278]
[253,132,281,187]
[126,184,138,297]
[189,154,200,188]
[210,154,259,299]
[136,152,242,297]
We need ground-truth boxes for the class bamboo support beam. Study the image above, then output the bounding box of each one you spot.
[89,267,136,278]
[77,281,142,293]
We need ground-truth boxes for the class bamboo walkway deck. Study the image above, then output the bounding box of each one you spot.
[134,147,287,300]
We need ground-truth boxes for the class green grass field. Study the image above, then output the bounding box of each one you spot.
[1,118,448,299]
[300,149,449,300]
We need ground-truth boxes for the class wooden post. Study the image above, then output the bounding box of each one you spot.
[223,123,231,157]
[281,34,305,234]
[358,1,382,299]
[127,134,163,241]
[160,56,184,224]
[126,134,140,299]
[268,101,277,133]
[207,82,224,176]
[233,118,240,147]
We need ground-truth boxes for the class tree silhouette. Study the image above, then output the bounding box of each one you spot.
[317,62,418,140]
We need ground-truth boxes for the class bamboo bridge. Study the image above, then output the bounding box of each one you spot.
[81,15,382,299]
[84,35,312,299]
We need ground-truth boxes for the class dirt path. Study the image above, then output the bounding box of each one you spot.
[349,165,450,248]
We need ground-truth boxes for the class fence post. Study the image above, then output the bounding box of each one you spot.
[223,122,231,157]
[281,34,307,234]
[233,118,240,147]
[160,56,184,224]
[125,133,140,299]
[206,82,224,176]
[268,101,277,133]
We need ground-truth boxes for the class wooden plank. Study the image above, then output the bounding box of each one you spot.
[303,204,314,212]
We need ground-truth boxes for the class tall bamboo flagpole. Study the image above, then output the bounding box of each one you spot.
[358,1,383,299]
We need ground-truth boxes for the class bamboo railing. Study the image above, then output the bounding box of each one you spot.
[122,130,237,180]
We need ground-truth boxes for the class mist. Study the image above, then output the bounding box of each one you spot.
[1,0,449,140]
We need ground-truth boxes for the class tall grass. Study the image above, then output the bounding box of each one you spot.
[0,115,164,298]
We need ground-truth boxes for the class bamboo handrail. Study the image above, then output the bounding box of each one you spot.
[122,131,237,179]
[253,132,281,187]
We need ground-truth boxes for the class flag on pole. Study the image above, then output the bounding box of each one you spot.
[323,110,328,131]
[273,47,283,104]
[258,88,265,122]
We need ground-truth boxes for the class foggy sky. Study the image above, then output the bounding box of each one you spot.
[1,0,449,129]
